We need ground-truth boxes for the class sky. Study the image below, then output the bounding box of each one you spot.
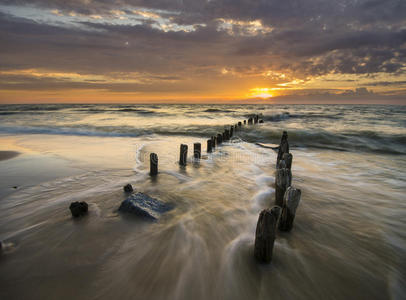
[0,0,405,104]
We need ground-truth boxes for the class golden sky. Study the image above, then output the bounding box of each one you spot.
[0,1,405,104]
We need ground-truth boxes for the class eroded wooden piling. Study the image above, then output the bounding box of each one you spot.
[277,131,289,167]
[282,153,293,170]
[279,187,301,231]
[275,167,291,206]
[150,153,158,176]
[217,133,223,145]
[254,206,281,263]
[238,121,242,127]
[194,143,201,159]
[248,117,253,125]
[230,126,234,138]
[244,120,247,125]
[207,139,212,153]
[179,144,188,166]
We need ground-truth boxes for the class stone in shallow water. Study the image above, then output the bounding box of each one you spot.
[69,201,88,218]
[123,184,134,193]
[118,192,173,220]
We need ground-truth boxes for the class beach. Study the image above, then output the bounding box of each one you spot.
[0,104,405,300]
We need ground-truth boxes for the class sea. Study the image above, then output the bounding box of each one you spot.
[0,104,405,300]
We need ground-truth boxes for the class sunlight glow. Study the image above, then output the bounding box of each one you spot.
[248,88,274,98]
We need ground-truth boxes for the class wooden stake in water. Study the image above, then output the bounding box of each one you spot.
[238,121,242,127]
[179,144,188,166]
[217,133,223,145]
[279,187,301,231]
[194,143,201,159]
[244,120,246,125]
[211,136,216,149]
[207,139,212,153]
[254,206,281,263]
[230,126,234,138]
[248,117,253,125]
[277,131,289,168]
[282,153,293,170]
[150,153,158,176]
[275,167,291,206]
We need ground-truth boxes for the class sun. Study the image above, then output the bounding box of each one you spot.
[248,88,274,99]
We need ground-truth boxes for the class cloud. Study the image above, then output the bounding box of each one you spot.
[0,0,405,102]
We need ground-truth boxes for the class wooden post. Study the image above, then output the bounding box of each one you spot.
[282,153,293,170]
[238,121,242,127]
[276,131,289,168]
[150,153,158,176]
[279,187,301,231]
[194,143,201,159]
[275,167,291,206]
[244,120,246,125]
[217,133,223,145]
[179,144,188,166]
[211,136,216,149]
[254,206,281,263]
[223,129,230,141]
[230,126,233,138]
[254,115,258,124]
[207,139,212,153]
[248,117,253,125]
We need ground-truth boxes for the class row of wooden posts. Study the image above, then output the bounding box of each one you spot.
[254,131,302,263]
[147,114,299,265]
[148,114,263,175]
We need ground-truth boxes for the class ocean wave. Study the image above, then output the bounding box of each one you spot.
[247,128,406,155]
[203,109,235,113]
[263,112,344,122]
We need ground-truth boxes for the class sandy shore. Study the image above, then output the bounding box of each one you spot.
[0,151,20,161]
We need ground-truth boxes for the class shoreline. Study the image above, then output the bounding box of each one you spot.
[0,151,20,161]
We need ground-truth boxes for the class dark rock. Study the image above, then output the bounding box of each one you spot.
[118,192,173,220]
[259,119,264,123]
[69,201,88,218]
[124,184,134,193]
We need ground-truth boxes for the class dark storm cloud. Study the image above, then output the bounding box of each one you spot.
[0,0,405,94]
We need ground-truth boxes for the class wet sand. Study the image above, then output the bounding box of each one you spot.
[0,151,20,161]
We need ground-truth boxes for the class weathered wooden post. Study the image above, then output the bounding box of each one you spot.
[244,120,246,125]
[277,131,289,167]
[254,206,281,263]
[248,117,253,125]
[275,167,291,206]
[194,143,201,159]
[223,129,229,141]
[207,139,212,153]
[150,153,158,176]
[179,144,188,166]
[238,121,242,127]
[282,153,293,170]
[254,115,258,124]
[279,187,301,231]
[217,133,223,145]
[230,126,234,137]
[211,136,216,149]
